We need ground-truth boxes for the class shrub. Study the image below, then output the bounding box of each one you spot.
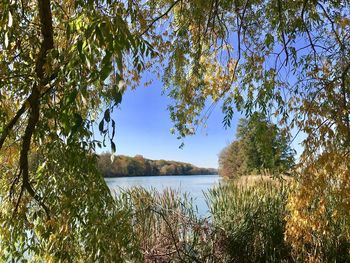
[286,152,350,262]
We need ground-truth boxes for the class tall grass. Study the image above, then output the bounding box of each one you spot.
[205,181,292,262]
[112,177,291,262]
[115,187,225,262]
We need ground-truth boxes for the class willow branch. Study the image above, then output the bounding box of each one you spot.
[140,0,181,36]
[15,0,54,218]
[277,0,289,66]
[0,103,27,150]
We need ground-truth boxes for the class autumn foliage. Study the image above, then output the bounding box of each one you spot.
[97,154,217,177]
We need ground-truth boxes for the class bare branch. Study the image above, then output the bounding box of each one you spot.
[277,0,289,66]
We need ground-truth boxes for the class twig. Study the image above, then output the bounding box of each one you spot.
[301,0,317,60]
[277,0,289,66]
[140,0,181,36]
[12,183,25,217]
[0,103,27,150]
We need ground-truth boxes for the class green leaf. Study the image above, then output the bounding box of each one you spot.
[111,140,116,153]
[100,51,113,81]
[100,65,112,81]
[99,119,104,133]
[112,88,122,105]
[95,25,104,44]
[111,119,116,139]
[115,50,123,74]
[104,109,110,122]
[265,33,274,47]
[77,39,83,54]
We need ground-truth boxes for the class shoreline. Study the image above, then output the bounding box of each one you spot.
[104,173,219,178]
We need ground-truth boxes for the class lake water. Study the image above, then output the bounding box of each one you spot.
[105,174,221,217]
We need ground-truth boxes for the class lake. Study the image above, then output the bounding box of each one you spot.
[105,174,221,217]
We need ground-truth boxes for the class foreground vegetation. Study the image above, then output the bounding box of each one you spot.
[112,175,349,262]
[111,177,288,262]
[98,153,217,177]
[2,173,347,262]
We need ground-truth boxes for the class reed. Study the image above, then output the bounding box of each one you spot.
[113,176,292,262]
[115,187,224,262]
[205,180,292,262]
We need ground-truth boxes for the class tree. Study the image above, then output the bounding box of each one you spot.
[139,0,350,155]
[219,113,295,178]
[219,141,243,178]
[0,0,153,261]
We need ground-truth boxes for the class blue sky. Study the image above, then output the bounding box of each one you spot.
[106,78,240,169]
[98,76,304,169]
[94,24,310,169]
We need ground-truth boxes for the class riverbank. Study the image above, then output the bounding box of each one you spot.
[98,153,217,177]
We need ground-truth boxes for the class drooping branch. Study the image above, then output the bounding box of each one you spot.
[18,83,51,217]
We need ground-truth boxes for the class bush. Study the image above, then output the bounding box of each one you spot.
[286,153,350,262]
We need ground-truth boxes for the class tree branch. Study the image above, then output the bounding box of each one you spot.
[0,103,27,150]
[140,0,181,36]
[277,0,289,66]
[35,0,54,80]
[14,0,54,219]
[301,0,317,60]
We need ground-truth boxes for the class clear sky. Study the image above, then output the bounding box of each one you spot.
[98,75,304,169]
[106,78,241,169]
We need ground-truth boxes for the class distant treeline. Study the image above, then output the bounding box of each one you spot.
[97,153,217,177]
